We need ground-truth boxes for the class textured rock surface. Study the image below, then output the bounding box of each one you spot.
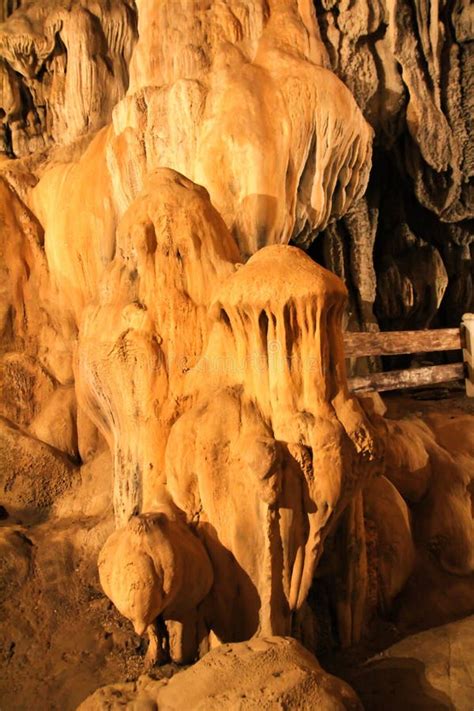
[1,1,472,336]
[76,168,240,523]
[79,636,363,711]
[0,0,136,155]
[382,413,474,577]
[312,0,473,334]
[0,1,473,709]
[0,415,78,516]
[349,615,474,711]
[98,509,213,666]
[1,0,372,258]
[164,245,379,648]
[305,401,474,659]
[363,475,415,611]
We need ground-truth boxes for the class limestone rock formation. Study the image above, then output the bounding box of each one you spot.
[0,1,473,709]
[0,0,136,156]
[382,413,474,577]
[349,615,474,711]
[0,415,78,515]
[1,2,472,337]
[363,475,415,612]
[0,525,32,605]
[76,168,240,524]
[98,509,213,667]
[312,0,473,334]
[78,636,364,711]
[165,245,379,646]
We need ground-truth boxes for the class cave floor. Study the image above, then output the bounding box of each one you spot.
[383,384,474,418]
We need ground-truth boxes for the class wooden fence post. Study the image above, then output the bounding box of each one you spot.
[462,313,474,397]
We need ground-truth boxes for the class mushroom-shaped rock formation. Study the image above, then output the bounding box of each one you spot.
[166,244,381,645]
[98,510,213,668]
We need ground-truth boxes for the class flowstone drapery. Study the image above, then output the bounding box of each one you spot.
[0,0,380,663]
[165,245,379,650]
[76,177,380,659]
[0,0,381,664]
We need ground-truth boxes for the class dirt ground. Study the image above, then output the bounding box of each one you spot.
[0,515,146,710]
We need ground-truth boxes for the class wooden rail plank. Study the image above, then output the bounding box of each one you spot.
[343,328,462,358]
[348,363,464,393]
[462,314,474,397]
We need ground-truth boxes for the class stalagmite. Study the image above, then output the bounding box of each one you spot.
[166,245,380,643]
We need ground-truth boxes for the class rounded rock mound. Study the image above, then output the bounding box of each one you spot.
[78,636,362,710]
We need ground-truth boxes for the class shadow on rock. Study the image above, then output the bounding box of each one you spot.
[351,657,456,710]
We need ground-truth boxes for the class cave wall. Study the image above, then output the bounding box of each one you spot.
[1,2,472,338]
[310,0,473,334]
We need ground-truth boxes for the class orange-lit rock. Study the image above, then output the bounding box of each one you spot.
[0,1,473,709]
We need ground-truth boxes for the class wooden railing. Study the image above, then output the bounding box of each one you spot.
[345,313,474,396]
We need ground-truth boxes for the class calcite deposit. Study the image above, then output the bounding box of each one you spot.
[79,636,365,711]
[98,509,214,667]
[166,245,379,644]
[0,1,473,710]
